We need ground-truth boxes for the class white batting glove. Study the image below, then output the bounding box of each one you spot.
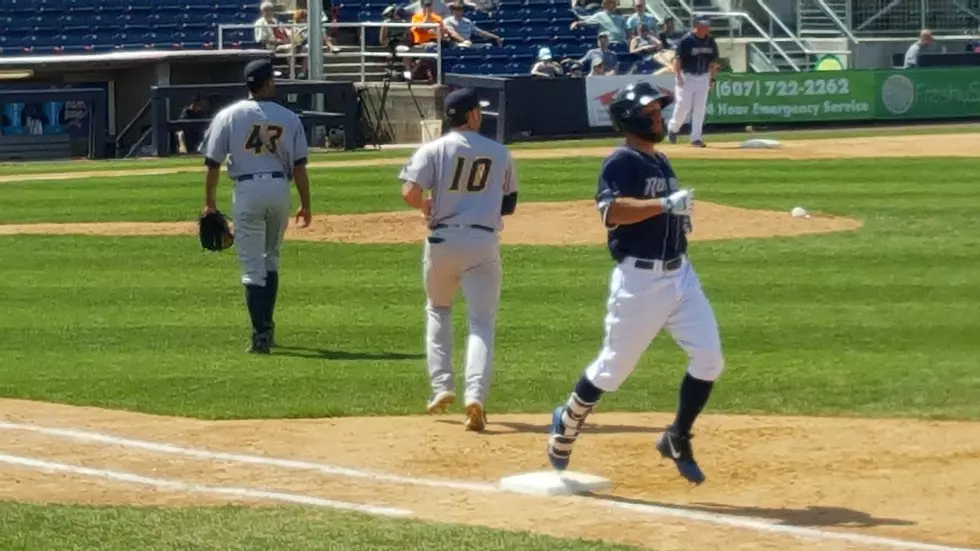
[662,189,693,216]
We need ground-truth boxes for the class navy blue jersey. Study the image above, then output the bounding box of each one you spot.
[596,146,688,262]
[675,32,718,75]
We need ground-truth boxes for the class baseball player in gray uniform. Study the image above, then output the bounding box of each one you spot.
[398,88,519,432]
[200,58,313,354]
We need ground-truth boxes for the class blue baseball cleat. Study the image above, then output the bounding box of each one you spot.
[547,405,577,471]
[667,131,678,144]
[691,140,707,148]
[656,428,706,485]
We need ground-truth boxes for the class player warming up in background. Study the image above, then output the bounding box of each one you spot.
[200,59,312,354]
[667,16,719,147]
[546,82,725,484]
[399,88,520,432]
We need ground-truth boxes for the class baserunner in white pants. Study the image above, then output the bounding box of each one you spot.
[667,16,719,148]
[398,87,520,432]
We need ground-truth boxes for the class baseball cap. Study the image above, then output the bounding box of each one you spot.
[244,58,275,90]
[444,88,489,120]
[421,0,433,6]
[694,16,711,26]
[538,46,553,60]
[598,31,610,38]
[450,0,465,9]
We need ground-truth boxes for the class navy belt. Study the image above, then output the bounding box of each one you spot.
[236,171,285,182]
[634,256,684,271]
[433,223,495,233]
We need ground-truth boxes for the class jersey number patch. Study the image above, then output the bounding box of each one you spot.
[449,157,492,192]
[244,124,284,154]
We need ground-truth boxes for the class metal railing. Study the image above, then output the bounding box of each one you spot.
[814,0,861,44]
[217,21,444,84]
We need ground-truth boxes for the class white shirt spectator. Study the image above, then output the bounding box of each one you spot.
[253,2,291,49]
[531,47,564,77]
[404,0,479,16]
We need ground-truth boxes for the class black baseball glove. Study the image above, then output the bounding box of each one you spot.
[198,210,234,252]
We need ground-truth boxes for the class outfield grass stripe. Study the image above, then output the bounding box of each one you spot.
[600,500,978,551]
[0,421,500,493]
[0,452,412,517]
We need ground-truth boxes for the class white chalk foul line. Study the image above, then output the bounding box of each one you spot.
[596,499,977,551]
[0,452,410,518]
[0,421,497,493]
[1,421,975,551]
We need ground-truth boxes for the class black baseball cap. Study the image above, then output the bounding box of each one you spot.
[444,88,489,121]
[244,58,275,91]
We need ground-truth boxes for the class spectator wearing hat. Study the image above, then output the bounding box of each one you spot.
[253,2,293,53]
[588,54,615,75]
[531,47,565,77]
[625,0,656,32]
[578,32,618,72]
[379,5,410,47]
[404,0,479,17]
[444,1,502,48]
[570,0,628,44]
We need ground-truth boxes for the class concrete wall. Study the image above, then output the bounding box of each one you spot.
[358,82,446,144]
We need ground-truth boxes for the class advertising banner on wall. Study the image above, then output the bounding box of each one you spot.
[706,71,876,123]
[584,67,980,127]
[584,74,676,127]
[0,82,109,138]
[875,68,980,119]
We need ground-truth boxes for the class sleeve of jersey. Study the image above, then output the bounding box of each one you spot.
[595,158,625,229]
[292,117,309,167]
[398,147,435,189]
[200,112,229,167]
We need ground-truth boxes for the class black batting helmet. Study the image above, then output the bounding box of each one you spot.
[608,81,673,142]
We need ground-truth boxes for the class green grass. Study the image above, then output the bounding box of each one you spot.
[0,121,976,175]
[0,503,647,551]
[1,157,978,420]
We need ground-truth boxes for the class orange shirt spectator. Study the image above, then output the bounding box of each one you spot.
[411,0,444,44]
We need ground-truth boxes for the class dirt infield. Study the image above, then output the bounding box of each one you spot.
[0,200,861,244]
[0,133,975,184]
[2,399,979,551]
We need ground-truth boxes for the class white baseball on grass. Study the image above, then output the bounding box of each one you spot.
[790,207,809,218]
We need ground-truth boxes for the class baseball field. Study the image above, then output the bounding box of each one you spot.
[1,125,978,551]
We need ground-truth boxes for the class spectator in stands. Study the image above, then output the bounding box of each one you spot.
[294,8,342,54]
[563,59,585,77]
[904,29,942,68]
[410,0,448,46]
[444,1,502,48]
[626,0,656,33]
[405,0,479,17]
[588,55,615,75]
[380,5,410,48]
[570,0,628,44]
[571,0,601,18]
[629,22,662,72]
[658,16,684,50]
[254,2,293,53]
[531,47,565,77]
[578,32,618,72]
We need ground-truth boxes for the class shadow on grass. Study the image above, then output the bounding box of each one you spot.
[273,346,424,361]
[591,495,915,528]
[435,418,665,435]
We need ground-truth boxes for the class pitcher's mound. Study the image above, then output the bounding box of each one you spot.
[0,201,861,245]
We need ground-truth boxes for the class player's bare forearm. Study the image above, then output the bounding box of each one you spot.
[401,182,426,210]
[604,197,666,225]
[293,165,312,210]
[204,166,221,210]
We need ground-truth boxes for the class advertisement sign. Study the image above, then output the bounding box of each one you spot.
[583,67,980,127]
[584,74,676,127]
[0,82,109,138]
[706,72,876,123]
[875,68,980,119]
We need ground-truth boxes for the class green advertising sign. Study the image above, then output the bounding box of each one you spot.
[875,68,980,119]
[707,71,877,124]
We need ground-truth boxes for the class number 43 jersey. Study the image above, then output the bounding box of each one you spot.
[200,99,309,180]
[400,129,519,232]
